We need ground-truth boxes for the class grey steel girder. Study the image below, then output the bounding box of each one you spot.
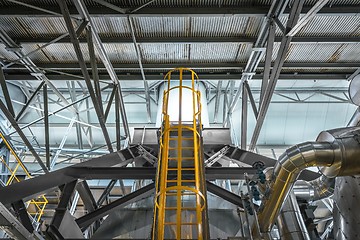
[0,146,140,206]
[0,5,358,17]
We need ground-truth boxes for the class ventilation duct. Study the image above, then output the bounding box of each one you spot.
[257,127,360,233]
[293,175,334,202]
[276,192,311,240]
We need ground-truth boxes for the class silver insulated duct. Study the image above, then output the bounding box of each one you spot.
[257,127,360,233]
[276,192,311,240]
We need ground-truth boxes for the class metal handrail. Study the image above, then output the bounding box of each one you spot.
[0,132,48,223]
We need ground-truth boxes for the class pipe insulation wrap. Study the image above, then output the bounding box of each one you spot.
[257,127,360,233]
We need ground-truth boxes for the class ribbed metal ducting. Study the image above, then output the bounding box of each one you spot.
[257,127,360,233]
[277,192,311,240]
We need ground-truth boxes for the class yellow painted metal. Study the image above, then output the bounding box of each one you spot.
[0,132,48,223]
[153,68,206,239]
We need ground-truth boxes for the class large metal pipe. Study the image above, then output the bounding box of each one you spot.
[294,175,334,201]
[276,192,311,240]
[257,127,360,233]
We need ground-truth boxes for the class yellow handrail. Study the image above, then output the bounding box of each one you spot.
[0,132,48,223]
[153,68,207,239]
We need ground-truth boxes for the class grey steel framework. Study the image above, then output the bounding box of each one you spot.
[0,0,359,239]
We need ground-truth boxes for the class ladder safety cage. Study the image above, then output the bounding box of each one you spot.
[152,68,208,240]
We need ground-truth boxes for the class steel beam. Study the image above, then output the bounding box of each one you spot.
[76,181,97,213]
[213,80,222,123]
[7,62,360,71]
[260,18,275,106]
[48,180,81,239]
[0,67,15,117]
[3,72,351,82]
[11,200,34,233]
[223,0,290,125]
[287,0,330,37]
[0,146,140,205]
[0,99,48,173]
[0,202,36,240]
[72,0,130,138]
[115,86,121,151]
[75,182,155,229]
[104,85,116,122]
[97,179,117,206]
[206,181,243,208]
[68,81,84,150]
[249,0,305,151]
[50,117,76,169]
[57,0,113,152]
[15,81,45,121]
[9,95,91,135]
[12,36,360,44]
[43,83,50,169]
[241,82,248,150]
[0,5,358,17]
[50,180,78,228]
[127,16,151,123]
[244,81,258,118]
[86,27,103,115]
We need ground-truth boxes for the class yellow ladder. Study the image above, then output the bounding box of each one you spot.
[153,68,208,239]
[0,132,48,224]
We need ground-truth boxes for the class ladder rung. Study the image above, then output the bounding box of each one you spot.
[168,147,194,150]
[166,180,196,183]
[164,222,198,225]
[165,192,197,196]
[167,168,195,170]
[169,137,194,140]
[164,207,197,211]
[168,157,194,160]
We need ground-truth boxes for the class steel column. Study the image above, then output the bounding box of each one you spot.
[244,81,258,118]
[249,0,305,151]
[104,85,116,122]
[11,200,34,233]
[43,83,50,169]
[0,67,15,117]
[127,16,151,123]
[224,0,289,125]
[86,27,103,115]
[214,80,223,123]
[241,82,248,150]
[72,0,130,138]
[76,180,97,212]
[115,86,121,151]
[48,180,79,239]
[57,0,113,152]
[260,19,275,107]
